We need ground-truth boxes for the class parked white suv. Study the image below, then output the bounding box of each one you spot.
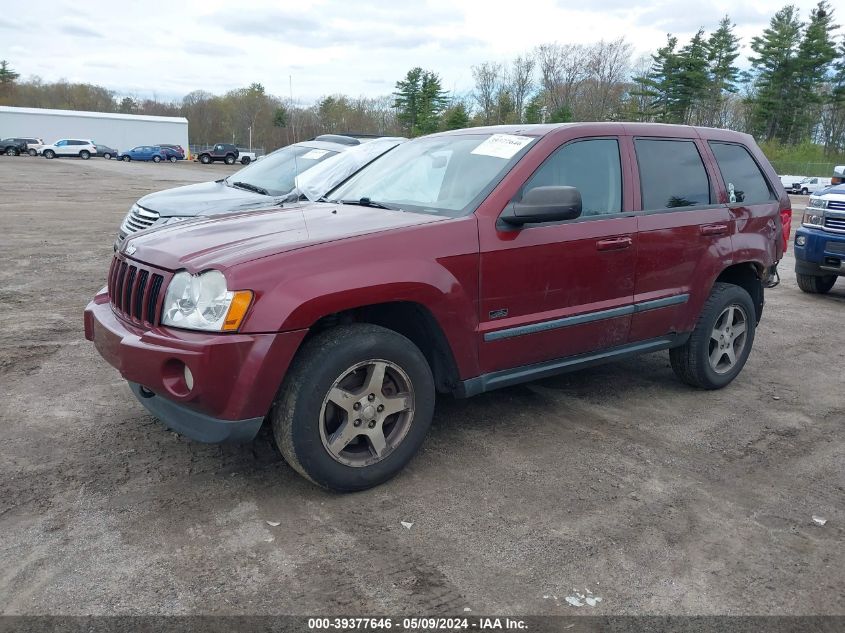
[41,139,97,160]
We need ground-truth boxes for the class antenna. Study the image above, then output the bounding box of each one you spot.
[290,74,299,198]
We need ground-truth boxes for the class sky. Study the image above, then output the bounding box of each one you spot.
[1,0,839,104]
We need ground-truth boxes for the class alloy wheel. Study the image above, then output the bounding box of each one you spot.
[708,304,748,374]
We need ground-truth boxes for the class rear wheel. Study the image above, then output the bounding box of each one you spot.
[43,149,55,159]
[152,155,161,163]
[80,150,90,160]
[123,155,131,162]
[169,156,177,163]
[796,273,837,294]
[272,324,435,491]
[670,282,756,389]
[28,148,37,156]
[241,156,251,165]
[225,154,236,165]
[103,152,112,160]
[200,154,211,164]
[5,147,16,156]
[801,188,809,195]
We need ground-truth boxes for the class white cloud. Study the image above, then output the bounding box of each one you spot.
[1,0,839,103]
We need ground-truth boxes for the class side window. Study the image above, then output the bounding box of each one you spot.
[56,140,66,147]
[709,142,775,205]
[523,138,622,217]
[635,139,711,210]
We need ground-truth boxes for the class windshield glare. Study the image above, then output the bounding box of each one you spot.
[227,145,338,196]
[328,134,536,216]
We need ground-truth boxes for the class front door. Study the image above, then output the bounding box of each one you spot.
[478,137,637,373]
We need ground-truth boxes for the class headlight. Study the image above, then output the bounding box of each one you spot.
[802,209,825,227]
[161,270,253,332]
[808,197,828,209]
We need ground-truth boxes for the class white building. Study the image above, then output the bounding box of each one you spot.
[0,105,190,155]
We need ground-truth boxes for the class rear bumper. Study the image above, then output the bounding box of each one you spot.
[84,290,308,439]
[794,226,845,276]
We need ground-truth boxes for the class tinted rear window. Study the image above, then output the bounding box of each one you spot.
[635,139,711,210]
[709,142,774,205]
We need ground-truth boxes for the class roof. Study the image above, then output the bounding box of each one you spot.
[432,122,751,140]
[0,105,188,125]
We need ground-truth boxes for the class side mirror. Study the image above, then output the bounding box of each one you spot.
[501,186,582,226]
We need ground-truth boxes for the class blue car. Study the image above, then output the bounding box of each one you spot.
[119,145,172,163]
[794,183,845,294]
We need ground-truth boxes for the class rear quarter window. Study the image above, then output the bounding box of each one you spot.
[709,142,775,205]
[635,139,711,210]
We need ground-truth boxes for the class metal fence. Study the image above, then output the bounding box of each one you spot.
[769,161,838,178]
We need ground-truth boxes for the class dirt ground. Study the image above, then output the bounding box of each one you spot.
[0,156,842,616]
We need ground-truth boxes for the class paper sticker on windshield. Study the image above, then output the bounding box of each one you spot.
[302,149,330,160]
[471,134,533,159]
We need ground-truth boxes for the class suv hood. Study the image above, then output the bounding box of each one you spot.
[123,202,447,271]
[138,180,276,217]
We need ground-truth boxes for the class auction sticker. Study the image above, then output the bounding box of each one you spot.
[471,134,533,159]
[302,149,330,160]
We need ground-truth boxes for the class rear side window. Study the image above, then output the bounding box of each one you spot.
[709,142,774,204]
[524,138,622,216]
[635,139,711,210]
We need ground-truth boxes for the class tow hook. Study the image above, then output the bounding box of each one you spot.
[765,264,780,289]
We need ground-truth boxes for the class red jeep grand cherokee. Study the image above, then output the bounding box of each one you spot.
[85,123,787,491]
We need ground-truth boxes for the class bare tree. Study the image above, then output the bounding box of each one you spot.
[509,54,535,123]
[535,43,590,114]
[472,62,502,125]
[580,38,633,120]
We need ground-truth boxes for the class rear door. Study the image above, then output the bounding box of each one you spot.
[629,136,731,342]
[478,136,637,372]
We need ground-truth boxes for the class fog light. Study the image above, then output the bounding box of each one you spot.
[183,365,194,391]
[796,235,807,246]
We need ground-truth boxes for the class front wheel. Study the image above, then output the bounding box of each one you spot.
[169,156,177,163]
[44,149,55,159]
[271,324,435,491]
[152,155,161,163]
[5,148,16,156]
[28,148,37,156]
[670,282,756,389]
[241,156,251,165]
[103,152,112,160]
[796,273,836,294]
[801,188,809,195]
[200,154,211,164]
[224,154,236,165]
[122,155,130,162]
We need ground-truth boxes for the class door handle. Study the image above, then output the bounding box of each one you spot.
[700,223,729,236]
[596,236,633,251]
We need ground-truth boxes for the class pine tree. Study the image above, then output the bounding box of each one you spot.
[673,29,710,124]
[748,6,803,141]
[792,1,838,142]
[632,35,681,122]
[0,60,19,101]
[393,68,448,136]
[524,93,545,123]
[440,102,470,131]
[703,16,741,127]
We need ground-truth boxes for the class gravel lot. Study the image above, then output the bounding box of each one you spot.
[0,156,842,616]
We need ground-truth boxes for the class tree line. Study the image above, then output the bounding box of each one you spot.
[0,1,844,155]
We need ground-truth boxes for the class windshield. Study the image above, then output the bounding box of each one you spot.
[226,144,339,196]
[328,133,536,216]
[289,137,406,202]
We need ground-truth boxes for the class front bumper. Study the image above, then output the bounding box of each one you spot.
[84,290,308,442]
[794,226,845,276]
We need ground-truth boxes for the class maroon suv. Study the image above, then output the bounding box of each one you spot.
[85,123,787,491]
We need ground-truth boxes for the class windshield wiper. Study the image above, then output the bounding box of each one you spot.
[232,181,269,196]
[338,197,396,210]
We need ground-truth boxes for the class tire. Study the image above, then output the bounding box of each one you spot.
[670,282,757,390]
[28,148,37,156]
[153,155,161,163]
[271,323,435,492]
[200,154,211,164]
[796,273,837,294]
[103,152,112,160]
[801,188,809,195]
[241,156,251,165]
[169,156,177,163]
[80,150,90,160]
[224,154,236,165]
[44,149,55,159]
[5,147,16,156]
[123,155,131,162]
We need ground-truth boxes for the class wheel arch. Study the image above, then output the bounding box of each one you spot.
[714,261,765,322]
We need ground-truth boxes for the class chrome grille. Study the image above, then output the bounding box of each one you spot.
[826,200,845,211]
[120,204,160,236]
[107,255,167,326]
[823,214,845,232]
